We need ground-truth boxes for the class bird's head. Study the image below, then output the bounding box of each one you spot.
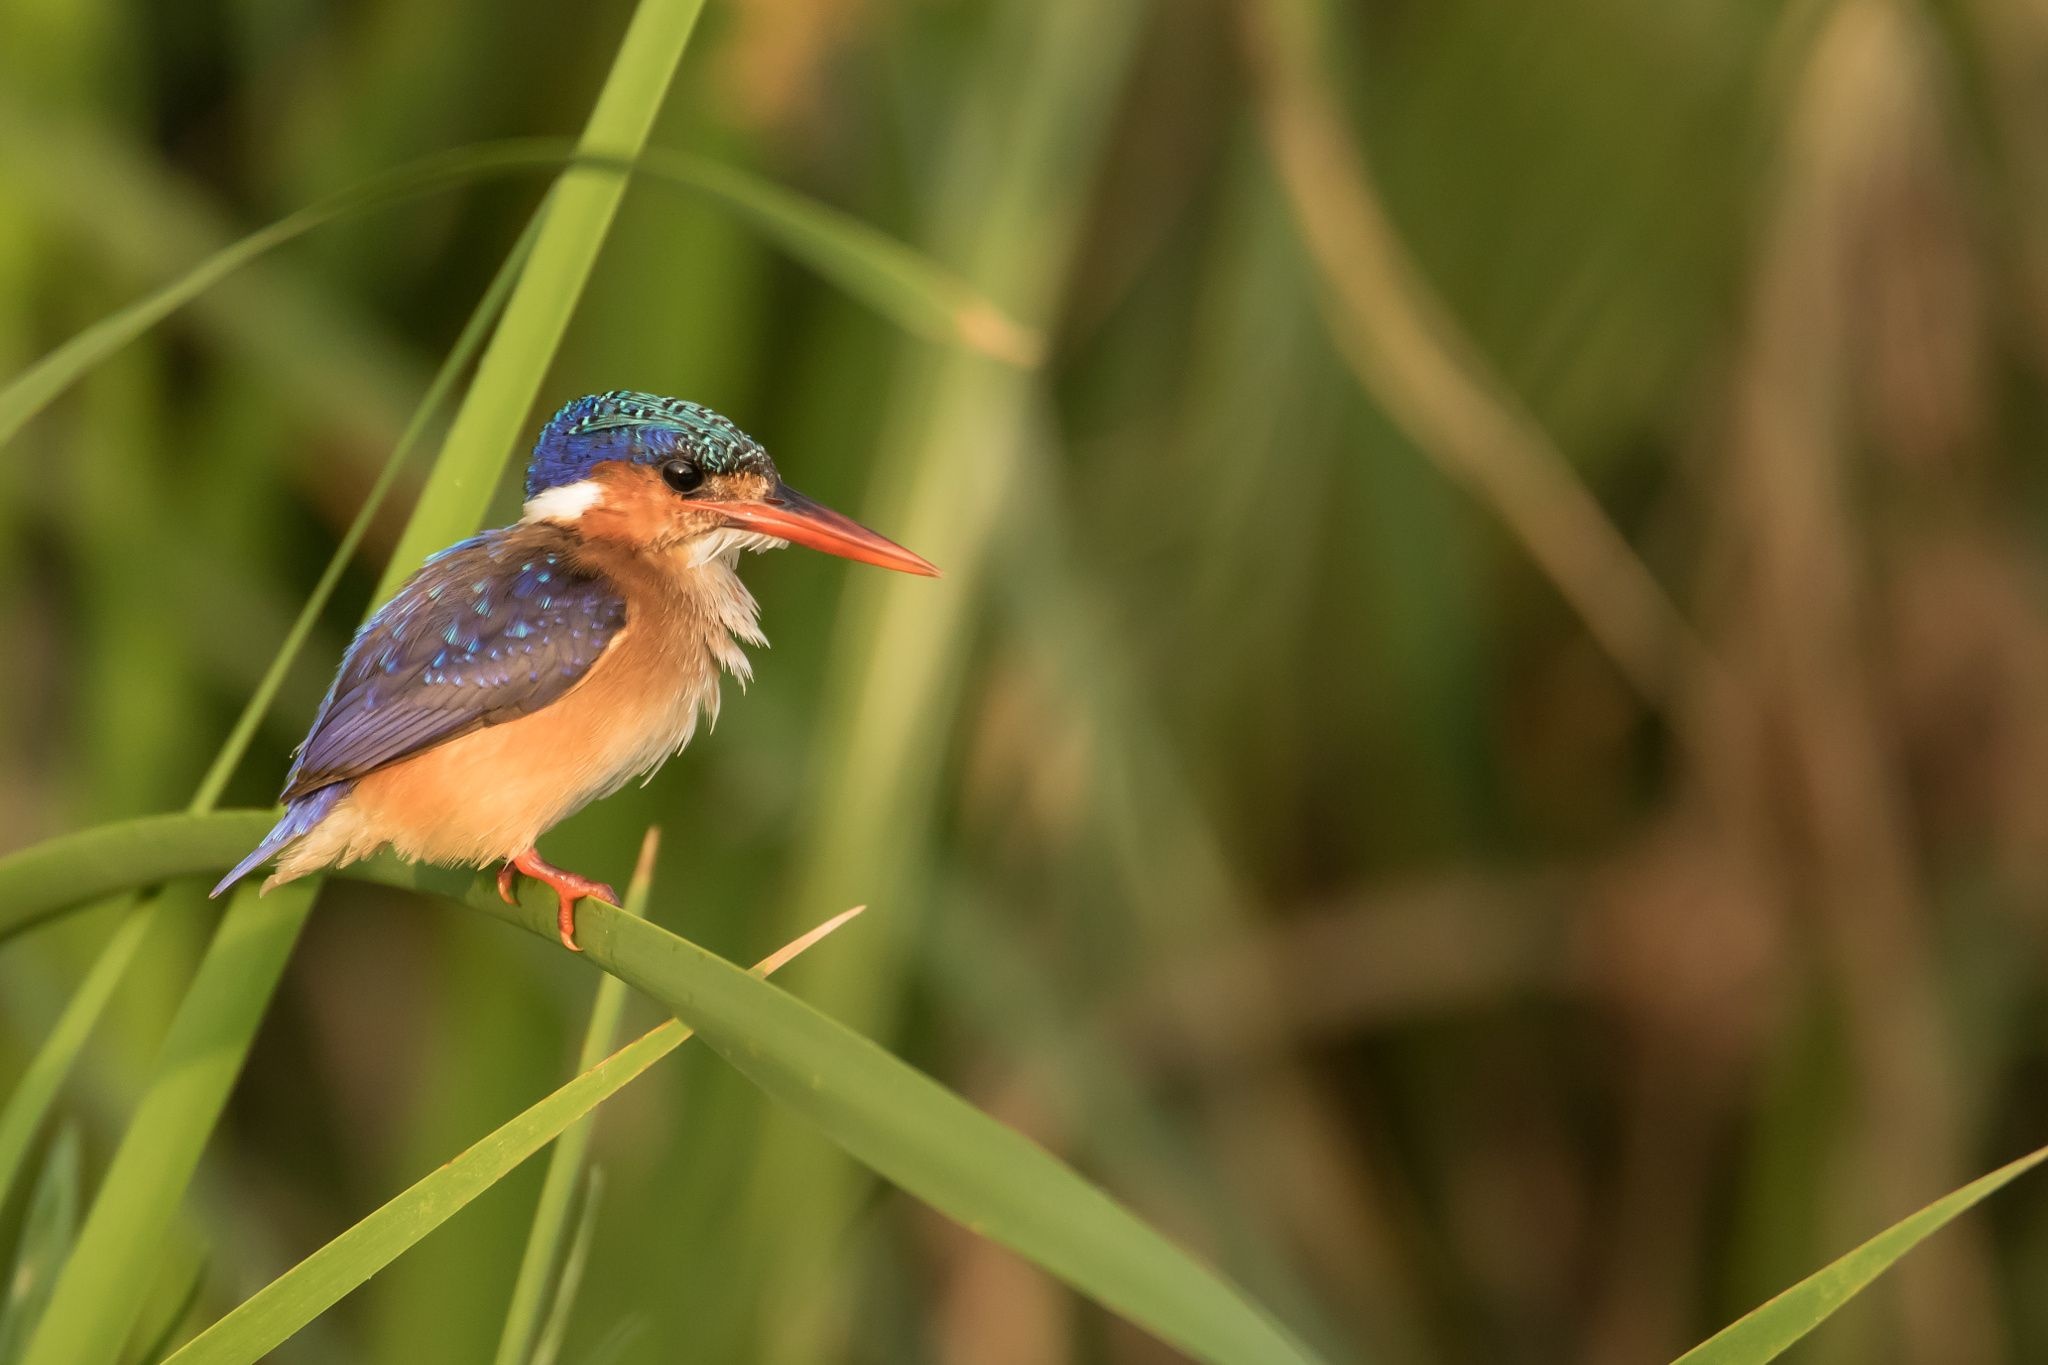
[521,392,938,576]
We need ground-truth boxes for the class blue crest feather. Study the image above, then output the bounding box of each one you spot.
[525,391,772,496]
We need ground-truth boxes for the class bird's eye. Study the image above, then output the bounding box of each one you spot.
[660,459,704,495]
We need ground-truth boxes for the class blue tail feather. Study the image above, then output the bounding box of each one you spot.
[210,784,350,899]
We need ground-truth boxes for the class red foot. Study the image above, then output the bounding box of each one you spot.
[498,849,616,952]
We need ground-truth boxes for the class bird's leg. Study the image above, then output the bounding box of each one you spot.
[501,848,616,952]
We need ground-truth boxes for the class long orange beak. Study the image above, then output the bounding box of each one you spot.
[713,483,939,577]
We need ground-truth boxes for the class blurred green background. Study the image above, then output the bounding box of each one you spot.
[5,0,2048,1361]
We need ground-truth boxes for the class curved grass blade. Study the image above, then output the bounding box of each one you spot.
[160,908,862,1365]
[0,140,553,450]
[0,140,1037,452]
[0,813,275,946]
[493,830,659,1365]
[0,1125,80,1361]
[0,813,1325,1365]
[658,150,1041,365]
[1670,1142,2048,1365]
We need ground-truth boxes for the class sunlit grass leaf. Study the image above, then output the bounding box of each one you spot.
[160,906,862,1365]
[0,138,1037,452]
[0,1125,81,1362]
[494,829,659,1365]
[0,813,1326,1365]
[1670,1143,2048,1365]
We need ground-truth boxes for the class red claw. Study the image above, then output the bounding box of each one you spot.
[499,848,616,952]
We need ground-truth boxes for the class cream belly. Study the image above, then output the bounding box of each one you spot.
[268,550,760,887]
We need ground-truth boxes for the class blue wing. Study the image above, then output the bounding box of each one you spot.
[281,525,627,800]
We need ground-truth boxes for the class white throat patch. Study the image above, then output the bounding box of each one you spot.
[520,480,605,524]
[687,526,789,566]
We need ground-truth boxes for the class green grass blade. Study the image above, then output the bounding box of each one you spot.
[0,814,275,945]
[0,138,1033,454]
[128,1248,207,1365]
[478,895,1324,1365]
[646,148,1042,363]
[493,830,659,1365]
[160,909,860,1365]
[0,141,543,450]
[576,1317,648,1365]
[12,878,319,1365]
[0,813,1324,1365]
[528,1169,605,1365]
[0,911,149,1217]
[0,1125,80,1362]
[1670,1142,2048,1365]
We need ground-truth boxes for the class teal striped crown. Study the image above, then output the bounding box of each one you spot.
[525,392,771,496]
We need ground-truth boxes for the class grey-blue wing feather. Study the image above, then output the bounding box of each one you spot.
[282,527,626,800]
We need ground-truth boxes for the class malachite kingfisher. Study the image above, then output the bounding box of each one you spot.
[212,392,937,949]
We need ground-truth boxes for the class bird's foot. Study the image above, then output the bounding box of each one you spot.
[501,849,616,952]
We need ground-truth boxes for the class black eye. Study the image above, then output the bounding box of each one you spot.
[661,459,704,495]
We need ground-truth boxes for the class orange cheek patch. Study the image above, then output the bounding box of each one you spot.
[577,463,694,546]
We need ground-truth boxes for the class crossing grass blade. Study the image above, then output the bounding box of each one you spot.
[492,830,659,1365]
[1669,1142,2048,1365]
[0,812,1326,1365]
[159,907,863,1365]
[0,138,1035,453]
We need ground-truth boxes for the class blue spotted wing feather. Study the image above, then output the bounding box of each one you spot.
[281,526,625,800]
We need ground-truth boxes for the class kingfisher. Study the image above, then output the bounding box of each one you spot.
[212,392,936,949]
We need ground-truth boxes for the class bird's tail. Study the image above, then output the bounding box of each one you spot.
[210,784,350,899]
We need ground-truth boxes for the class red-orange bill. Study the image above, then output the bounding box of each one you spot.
[714,483,939,577]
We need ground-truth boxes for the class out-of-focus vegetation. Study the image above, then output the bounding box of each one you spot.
[4,0,2048,1361]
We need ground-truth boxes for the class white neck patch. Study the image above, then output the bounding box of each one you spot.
[521,480,605,524]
